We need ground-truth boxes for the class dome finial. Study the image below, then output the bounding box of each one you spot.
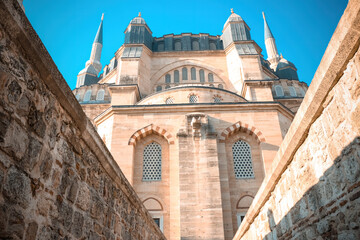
[138,12,141,17]
[231,8,234,14]
[262,12,265,20]
[101,13,104,21]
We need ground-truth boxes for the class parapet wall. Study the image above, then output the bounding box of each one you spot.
[0,0,165,239]
[234,0,360,239]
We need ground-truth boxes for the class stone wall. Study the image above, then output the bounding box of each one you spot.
[234,0,360,239]
[0,0,165,239]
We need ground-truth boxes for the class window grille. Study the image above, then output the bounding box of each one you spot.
[143,142,162,181]
[175,41,181,51]
[165,97,174,104]
[214,97,221,103]
[209,42,216,50]
[232,140,254,179]
[189,95,198,103]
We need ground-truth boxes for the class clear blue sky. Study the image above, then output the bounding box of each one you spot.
[24,0,347,89]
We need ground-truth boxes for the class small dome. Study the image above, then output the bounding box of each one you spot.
[276,58,296,70]
[224,10,243,28]
[79,64,98,76]
[275,57,298,80]
[130,12,146,24]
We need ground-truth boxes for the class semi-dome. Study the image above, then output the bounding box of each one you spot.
[130,12,146,24]
[275,57,299,80]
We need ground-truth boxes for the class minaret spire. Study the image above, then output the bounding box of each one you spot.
[76,14,104,88]
[86,13,104,74]
[262,12,279,69]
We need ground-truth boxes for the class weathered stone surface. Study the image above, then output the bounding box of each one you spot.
[235,2,360,239]
[25,221,38,240]
[3,166,31,207]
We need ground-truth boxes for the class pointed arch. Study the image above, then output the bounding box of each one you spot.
[128,124,175,146]
[219,121,266,143]
[142,197,163,211]
[236,193,255,209]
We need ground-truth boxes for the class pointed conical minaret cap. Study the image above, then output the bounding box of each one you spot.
[263,12,274,39]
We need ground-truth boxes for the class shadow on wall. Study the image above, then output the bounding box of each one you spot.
[264,136,360,240]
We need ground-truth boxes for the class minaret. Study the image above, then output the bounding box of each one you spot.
[86,13,104,73]
[263,12,280,69]
[76,14,104,88]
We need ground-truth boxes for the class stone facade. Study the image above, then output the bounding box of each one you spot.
[72,3,308,240]
[234,1,360,239]
[0,1,165,239]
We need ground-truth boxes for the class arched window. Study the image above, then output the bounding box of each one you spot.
[218,84,223,89]
[165,97,174,104]
[209,84,214,87]
[208,73,214,82]
[165,85,171,89]
[174,70,179,83]
[191,67,196,80]
[189,95,198,103]
[156,86,162,92]
[232,140,254,179]
[143,142,162,181]
[192,40,199,51]
[174,41,181,51]
[83,90,92,102]
[209,42,216,50]
[289,86,297,97]
[75,94,81,101]
[165,74,171,83]
[96,89,105,101]
[275,85,284,97]
[182,67,188,80]
[199,69,205,82]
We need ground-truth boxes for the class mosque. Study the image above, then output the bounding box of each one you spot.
[72,9,308,240]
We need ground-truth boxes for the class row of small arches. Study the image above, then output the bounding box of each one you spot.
[156,84,223,92]
[274,85,305,97]
[165,95,222,104]
[76,89,105,102]
[157,40,217,52]
[164,68,214,83]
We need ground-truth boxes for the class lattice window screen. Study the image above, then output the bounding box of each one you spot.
[143,142,162,181]
[214,97,221,103]
[232,140,254,179]
[165,97,174,104]
[189,95,198,103]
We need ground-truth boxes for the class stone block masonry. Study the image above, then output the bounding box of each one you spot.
[234,0,360,239]
[0,0,165,239]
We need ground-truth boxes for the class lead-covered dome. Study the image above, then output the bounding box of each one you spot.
[130,12,146,24]
[223,9,243,28]
[275,57,299,80]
